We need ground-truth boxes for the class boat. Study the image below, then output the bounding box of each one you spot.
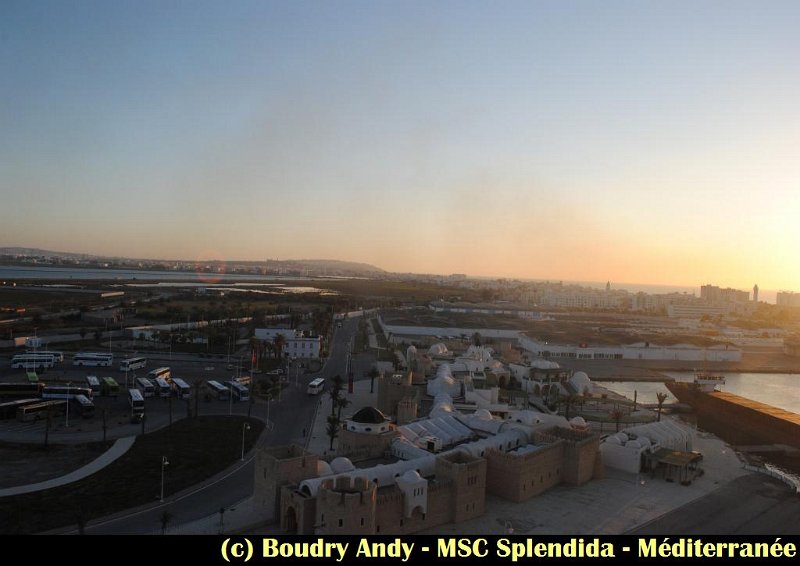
[691,371,726,392]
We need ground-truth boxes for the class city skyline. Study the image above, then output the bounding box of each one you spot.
[2,2,799,290]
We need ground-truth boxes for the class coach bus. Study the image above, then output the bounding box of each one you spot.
[154,377,171,398]
[27,350,64,363]
[0,399,39,420]
[148,367,171,382]
[0,382,44,399]
[101,376,120,397]
[17,400,67,422]
[11,353,56,370]
[171,378,191,399]
[205,380,229,400]
[225,380,249,402]
[72,352,113,367]
[128,389,145,422]
[72,394,96,418]
[41,385,93,401]
[85,375,101,394]
[135,377,155,398]
[119,357,147,372]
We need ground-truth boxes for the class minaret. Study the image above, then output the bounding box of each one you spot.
[753,284,759,303]
[605,281,611,292]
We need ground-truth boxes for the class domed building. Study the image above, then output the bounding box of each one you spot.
[346,407,390,434]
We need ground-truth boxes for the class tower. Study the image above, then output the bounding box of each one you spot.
[753,284,759,303]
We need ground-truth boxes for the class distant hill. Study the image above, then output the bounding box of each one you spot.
[0,247,385,278]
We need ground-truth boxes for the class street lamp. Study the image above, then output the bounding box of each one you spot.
[65,381,71,427]
[241,423,251,461]
[160,456,169,502]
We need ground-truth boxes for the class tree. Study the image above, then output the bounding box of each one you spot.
[336,396,350,420]
[329,375,343,416]
[159,510,174,535]
[326,415,340,451]
[472,332,482,347]
[368,366,380,394]
[561,393,579,420]
[656,392,668,422]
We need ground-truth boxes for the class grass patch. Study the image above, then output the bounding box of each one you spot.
[0,415,263,534]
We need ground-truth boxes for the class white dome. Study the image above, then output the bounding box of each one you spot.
[531,360,560,369]
[474,409,493,421]
[330,457,355,474]
[570,371,591,392]
[569,416,587,427]
[638,437,652,448]
[614,433,629,443]
[316,461,333,476]
[626,440,642,449]
[402,469,422,481]
[429,343,448,356]
[606,435,622,445]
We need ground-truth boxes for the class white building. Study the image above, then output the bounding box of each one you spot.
[255,328,322,359]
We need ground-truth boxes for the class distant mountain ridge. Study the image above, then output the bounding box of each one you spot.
[0,247,385,276]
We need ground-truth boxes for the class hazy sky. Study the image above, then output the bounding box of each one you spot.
[2,1,798,289]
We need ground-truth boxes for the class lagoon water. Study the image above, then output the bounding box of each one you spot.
[604,372,800,415]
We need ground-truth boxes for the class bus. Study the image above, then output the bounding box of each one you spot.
[0,399,39,420]
[154,377,171,398]
[307,378,325,395]
[27,350,64,363]
[136,377,155,398]
[0,382,45,398]
[72,352,113,367]
[85,375,101,394]
[101,376,120,397]
[205,380,229,400]
[72,394,95,418]
[42,385,93,400]
[128,389,145,422]
[17,400,67,422]
[11,353,56,370]
[119,356,147,372]
[26,371,40,383]
[225,380,249,402]
[148,367,171,382]
[171,378,191,399]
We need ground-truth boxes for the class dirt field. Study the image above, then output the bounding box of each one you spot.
[0,441,113,489]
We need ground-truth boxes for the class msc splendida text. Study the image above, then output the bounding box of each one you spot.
[220,537,798,562]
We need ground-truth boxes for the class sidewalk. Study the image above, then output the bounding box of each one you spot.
[306,378,379,458]
[0,436,136,497]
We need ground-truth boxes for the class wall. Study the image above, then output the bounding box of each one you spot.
[485,443,565,502]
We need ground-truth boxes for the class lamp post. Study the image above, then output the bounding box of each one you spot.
[65,381,71,427]
[241,422,251,461]
[160,456,169,502]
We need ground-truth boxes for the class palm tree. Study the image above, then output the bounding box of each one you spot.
[329,375,343,416]
[368,366,380,394]
[561,393,579,420]
[656,392,668,422]
[336,396,350,420]
[326,415,340,451]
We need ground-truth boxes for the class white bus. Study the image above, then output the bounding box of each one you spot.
[42,385,93,400]
[171,378,192,399]
[72,352,113,367]
[73,394,95,418]
[205,380,229,400]
[119,357,147,372]
[225,380,249,402]
[85,375,101,394]
[154,377,171,398]
[307,378,325,395]
[135,377,155,398]
[27,350,64,363]
[128,388,145,422]
[11,353,56,370]
[148,367,171,382]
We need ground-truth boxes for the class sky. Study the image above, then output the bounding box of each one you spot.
[1,1,799,290]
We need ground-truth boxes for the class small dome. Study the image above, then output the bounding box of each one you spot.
[402,469,422,481]
[638,437,652,448]
[350,406,387,424]
[606,435,621,445]
[570,416,587,427]
[316,461,333,476]
[474,409,493,421]
[330,457,355,474]
[570,371,592,393]
[626,440,642,449]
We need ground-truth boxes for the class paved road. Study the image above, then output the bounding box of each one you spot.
[629,474,800,534]
[82,317,363,534]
